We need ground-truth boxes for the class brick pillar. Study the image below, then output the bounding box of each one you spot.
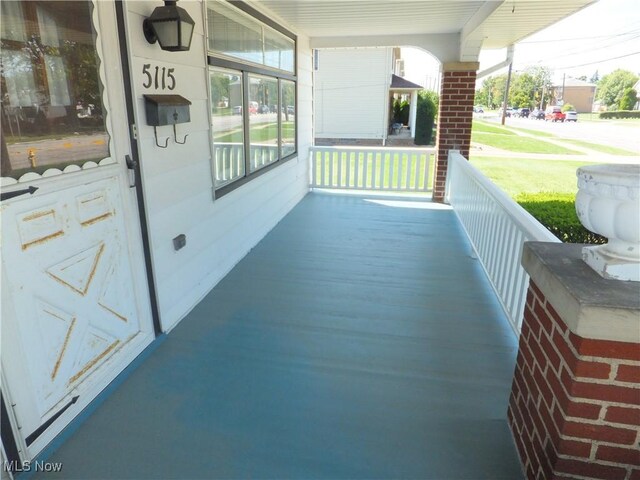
[433,62,478,202]
[509,242,640,480]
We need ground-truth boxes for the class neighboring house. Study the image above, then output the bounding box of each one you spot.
[314,47,422,145]
[551,77,597,112]
[3,1,619,477]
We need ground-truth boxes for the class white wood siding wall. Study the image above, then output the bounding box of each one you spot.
[314,48,391,140]
[126,1,311,331]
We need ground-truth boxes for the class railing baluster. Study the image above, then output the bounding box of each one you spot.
[344,151,350,187]
[371,152,377,189]
[404,153,411,190]
[446,150,559,334]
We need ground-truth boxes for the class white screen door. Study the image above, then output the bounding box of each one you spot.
[1,0,155,460]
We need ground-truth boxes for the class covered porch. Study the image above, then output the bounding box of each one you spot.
[36,192,523,479]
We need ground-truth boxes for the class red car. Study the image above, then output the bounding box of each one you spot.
[545,106,565,122]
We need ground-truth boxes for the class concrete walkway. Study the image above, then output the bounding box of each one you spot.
[36,193,523,479]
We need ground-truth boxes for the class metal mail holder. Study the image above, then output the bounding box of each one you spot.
[144,94,192,148]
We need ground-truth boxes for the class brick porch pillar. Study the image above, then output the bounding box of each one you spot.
[509,242,640,480]
[433,62,478,202]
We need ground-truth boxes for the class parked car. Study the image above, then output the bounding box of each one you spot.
[530,109,545,120]
[258,104,270,114]
[519,108,530,118]
[564,110,578,122]
[545,106,565,122]
[248,101,258,114]
[232,105,242,115]
[286,105,295,115]
[473,106,484,113]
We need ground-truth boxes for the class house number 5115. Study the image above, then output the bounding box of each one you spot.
[142,64,176,90]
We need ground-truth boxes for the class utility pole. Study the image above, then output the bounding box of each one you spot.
[560,73,566,105]
[501,61,513,126]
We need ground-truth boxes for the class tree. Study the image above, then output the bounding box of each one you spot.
[561,103,575,112]
[524,66,553,108]
[476,74,508,109]
[590,70,600,84]
[596,69,639,108]
[476,66,553,111]
[618,88,638,111]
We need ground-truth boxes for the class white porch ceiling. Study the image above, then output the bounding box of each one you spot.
[255,0,597,63]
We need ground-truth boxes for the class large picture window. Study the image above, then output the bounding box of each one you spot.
[207,1,296,195]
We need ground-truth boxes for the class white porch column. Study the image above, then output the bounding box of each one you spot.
[409,91,418,138]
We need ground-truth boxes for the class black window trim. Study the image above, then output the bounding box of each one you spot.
[207,0,297,199]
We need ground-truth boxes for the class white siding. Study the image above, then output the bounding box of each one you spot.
[314,48,391,139]
[126,1,311,331]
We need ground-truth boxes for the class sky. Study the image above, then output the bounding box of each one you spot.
[402,0,640,88]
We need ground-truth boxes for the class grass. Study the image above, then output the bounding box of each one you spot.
[471,120,515,135]
[469,156,591,196]
[508,125,556,138]
[559,139,638,156]
[471,131,581,154]
[470,156,604,243]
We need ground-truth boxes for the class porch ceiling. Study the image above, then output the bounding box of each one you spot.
[256,0,596,63]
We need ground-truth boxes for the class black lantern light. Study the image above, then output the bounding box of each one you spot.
[143,0,195,52]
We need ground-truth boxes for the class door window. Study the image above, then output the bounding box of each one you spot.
[1,1,110,178]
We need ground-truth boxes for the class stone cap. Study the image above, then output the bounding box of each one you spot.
[522,242,640,342]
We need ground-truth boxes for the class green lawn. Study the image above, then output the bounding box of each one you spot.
[470,156,591,196]
[470,156,603,243]
[560,139,638,156]
[471,131,581,154]
[471,120,515,135]
[508,125,556,138]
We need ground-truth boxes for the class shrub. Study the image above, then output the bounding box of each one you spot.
[515,192,606,244]
[599,110,640,119]
[415,91,437,145]
[393,99,410,124]
[561,103,575,112]
[420,90,439,118]
[619,88,638,111]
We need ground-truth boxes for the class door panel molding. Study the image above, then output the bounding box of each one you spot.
[0,0,155,460]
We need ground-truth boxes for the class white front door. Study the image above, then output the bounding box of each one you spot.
[0,0,154,460]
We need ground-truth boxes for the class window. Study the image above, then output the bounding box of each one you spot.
[1,1,109,178]
[206,1,296,195]
[211,68,245,187]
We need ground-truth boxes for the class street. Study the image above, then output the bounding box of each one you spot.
[481,114,640,155]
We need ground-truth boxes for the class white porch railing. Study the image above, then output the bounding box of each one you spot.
[310,146,435,192]
[445,150,560,333]
[214,143,278,186]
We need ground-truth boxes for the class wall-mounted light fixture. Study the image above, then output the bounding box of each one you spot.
[143,0,195,52]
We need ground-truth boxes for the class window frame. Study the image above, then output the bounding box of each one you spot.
[207,0,297,198]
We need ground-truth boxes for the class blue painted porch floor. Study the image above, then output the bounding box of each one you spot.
[39,192,523,479]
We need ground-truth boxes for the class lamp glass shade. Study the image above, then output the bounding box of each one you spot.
[146,1,195,52]
[180,21,194,49]
[154,20,179,49]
